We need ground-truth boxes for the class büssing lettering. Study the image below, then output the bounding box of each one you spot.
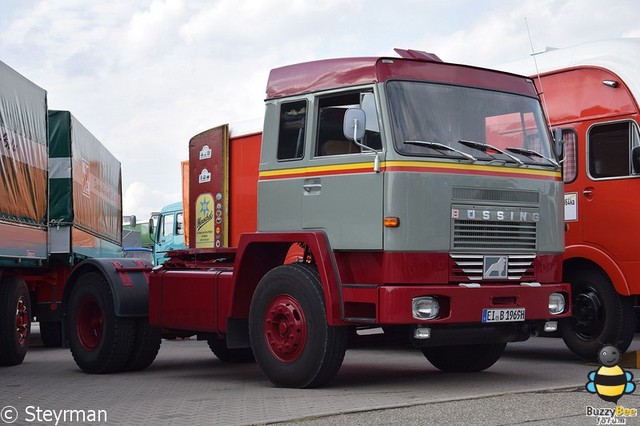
[458,209,539,222]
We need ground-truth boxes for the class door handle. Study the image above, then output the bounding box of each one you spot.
[303,184,322,192]
[303,178,321,194]
[583,187,594,198]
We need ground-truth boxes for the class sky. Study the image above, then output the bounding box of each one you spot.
[2,0,640,221]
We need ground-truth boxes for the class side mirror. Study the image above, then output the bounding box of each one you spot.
[632,146,640,174]
[343,108,366,141]
[148,217,155,236]
[123,214,136,228]
[343,107,381,173]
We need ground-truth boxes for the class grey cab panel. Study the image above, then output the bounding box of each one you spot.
[258,89,384,250]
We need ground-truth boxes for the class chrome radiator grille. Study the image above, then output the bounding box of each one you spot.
[452,219,537,251]
[451,253,536,281]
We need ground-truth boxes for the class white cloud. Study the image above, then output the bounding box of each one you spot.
[428,0,640,67]
[180,0,359,47]
[121,0,186,64]
[2,0,640,221]
[123,181,181,220]
[623,28,640,38]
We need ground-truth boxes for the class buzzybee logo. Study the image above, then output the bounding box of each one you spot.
[584,346,637,425]
[586,346,635,403]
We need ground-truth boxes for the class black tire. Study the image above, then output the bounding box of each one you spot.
[67,272,136,373]
[0,277,31,366]
[561,268,636,360]
[40,321,63,348]
[249,264,348,388]
[207,337,254,363]
[124,318,162,371]
[422,343,506,372]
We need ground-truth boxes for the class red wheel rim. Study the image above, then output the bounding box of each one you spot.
[76,296,103,351]
[264,294,307,363]
[15,295,29,346]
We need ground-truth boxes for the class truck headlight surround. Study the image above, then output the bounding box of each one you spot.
[412,297,440,320]
[548,292,566,315]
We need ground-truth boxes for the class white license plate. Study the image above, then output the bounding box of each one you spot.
[482,308,526,323]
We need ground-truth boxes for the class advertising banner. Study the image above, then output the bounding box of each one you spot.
[188,125,229,249]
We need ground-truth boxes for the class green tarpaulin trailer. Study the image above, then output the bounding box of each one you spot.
[1,60,133,367]
[48,110,122,259]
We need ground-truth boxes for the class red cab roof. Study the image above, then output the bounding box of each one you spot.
[266,53,537,99]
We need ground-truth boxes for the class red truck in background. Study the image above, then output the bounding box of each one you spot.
[66,49,571,388]
[0,60,137,367]
[499,38,640,360]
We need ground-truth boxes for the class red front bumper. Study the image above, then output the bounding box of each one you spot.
[342,282,571,325]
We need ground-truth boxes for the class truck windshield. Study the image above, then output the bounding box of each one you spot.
[387,81,556,167]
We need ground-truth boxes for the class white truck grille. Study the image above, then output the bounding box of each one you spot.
[450,253,536,281]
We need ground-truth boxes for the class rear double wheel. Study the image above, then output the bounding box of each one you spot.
[67,272,136,373]
[0,277,31,366]
[125,318,162,371]
[249,264,348,388]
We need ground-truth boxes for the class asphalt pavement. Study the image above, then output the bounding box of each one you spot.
[1,326,639,425]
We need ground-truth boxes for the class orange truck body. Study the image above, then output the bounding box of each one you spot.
[499,38,640,359]
[185,126,261,249]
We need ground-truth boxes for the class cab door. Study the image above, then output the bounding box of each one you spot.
[301,91,384,250]
[580,121,640,262]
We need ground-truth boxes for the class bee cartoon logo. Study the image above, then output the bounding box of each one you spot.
[586,345,636,403]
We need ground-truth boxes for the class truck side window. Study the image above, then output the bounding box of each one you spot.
[161,214,174,237]
[588,122,633,179]
[317,106,357,156]
[561,129,577,183]
[176,212,184,235]
[316,92,380,156]
[277,100,307,161]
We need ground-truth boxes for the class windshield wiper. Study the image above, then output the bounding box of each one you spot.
[457,139,524,166]
[505,146,559,167]
[404,140,476,162]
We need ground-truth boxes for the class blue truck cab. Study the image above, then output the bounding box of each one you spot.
[150,202,186,265]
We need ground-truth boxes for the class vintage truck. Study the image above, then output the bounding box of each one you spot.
[499,38,640,360]
[148,201,186,265]
[65,49,571,388]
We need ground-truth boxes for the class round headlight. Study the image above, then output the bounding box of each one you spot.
[549,293,566,315]
[412,297,440,320]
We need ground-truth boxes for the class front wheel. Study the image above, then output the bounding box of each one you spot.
[561,268,635,360]
[0,277,31,366]
[67,272,136,373]
[422,343,506,372]
[249,264,348,388]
